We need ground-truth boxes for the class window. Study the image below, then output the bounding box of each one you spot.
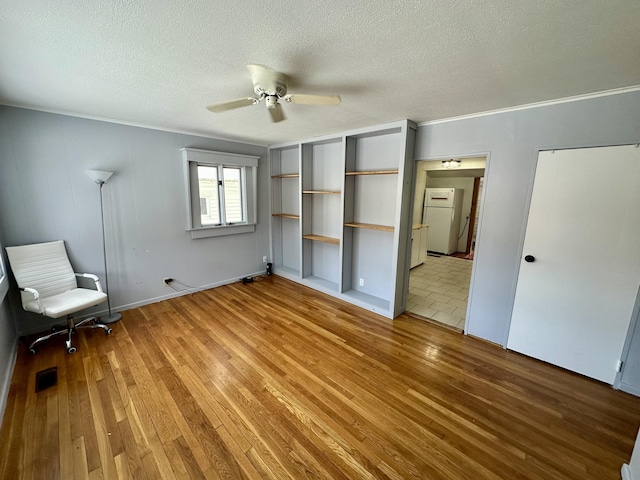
[182,148,259,238]
[197,165,243,226]
[222,167,243,223]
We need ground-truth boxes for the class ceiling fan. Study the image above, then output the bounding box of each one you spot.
[207,64,341,123]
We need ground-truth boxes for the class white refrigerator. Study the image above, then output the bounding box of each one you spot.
[422,188,464,255]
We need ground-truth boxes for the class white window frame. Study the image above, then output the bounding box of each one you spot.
[0,246,8,303]
[181,148,259,239]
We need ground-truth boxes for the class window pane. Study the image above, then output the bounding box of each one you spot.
[197,166,220,225]
[223,167,243,223]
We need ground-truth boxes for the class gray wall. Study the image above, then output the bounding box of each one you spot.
[0,106,269,335]
[415,90,640,345]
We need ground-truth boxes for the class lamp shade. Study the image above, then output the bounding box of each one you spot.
[87,170,114,184]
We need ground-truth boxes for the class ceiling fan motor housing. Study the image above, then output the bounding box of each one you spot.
[207,65,340,121]
[252,71,287,98]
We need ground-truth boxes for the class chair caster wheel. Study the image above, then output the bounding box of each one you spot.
[106,328,113,335]
[66,346,77,354]
[29,349,36,355]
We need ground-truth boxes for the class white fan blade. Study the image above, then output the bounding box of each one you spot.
[284,94,341,106]
[207,97,257,113]
[268,104,285,123]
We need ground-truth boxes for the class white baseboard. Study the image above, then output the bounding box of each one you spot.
[16,271,265,336]
[622,463,632,480]
[620,382,640,398]
[113,271,264,312]
[0,336,19,428]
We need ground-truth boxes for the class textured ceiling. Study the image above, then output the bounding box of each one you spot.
[1,0,639,145]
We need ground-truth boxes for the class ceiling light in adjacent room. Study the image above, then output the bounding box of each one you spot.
[442,159,461,169]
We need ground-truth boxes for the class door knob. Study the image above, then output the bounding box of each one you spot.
[524,255,535,263]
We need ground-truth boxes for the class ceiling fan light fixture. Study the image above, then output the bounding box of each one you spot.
[265,95,278,109]
[206,64,342,122]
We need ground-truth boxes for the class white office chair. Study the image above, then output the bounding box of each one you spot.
[6,240,113,354]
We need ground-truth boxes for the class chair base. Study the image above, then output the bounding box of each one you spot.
[28,315,113,354]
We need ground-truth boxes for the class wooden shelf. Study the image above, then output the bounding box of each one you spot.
[344,222,394,232]
[345,170,399,176]
[302,190,341,194]
[303,235,340,245]
[271,173,300,178]
[272,213,300,219]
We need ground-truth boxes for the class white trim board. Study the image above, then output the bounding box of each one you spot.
[419,85,640,127]
[0,104,269,147]
[0,336,19,429]
[5,85,639,149]
[15,270,266,336]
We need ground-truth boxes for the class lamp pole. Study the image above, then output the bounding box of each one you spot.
[88,170,122,324]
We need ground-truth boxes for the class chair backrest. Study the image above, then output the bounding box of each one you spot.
[6,240,78,306]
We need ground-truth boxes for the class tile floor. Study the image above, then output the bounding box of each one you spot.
[407,254,473,330]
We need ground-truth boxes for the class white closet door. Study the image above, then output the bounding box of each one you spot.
[507,145,640,384]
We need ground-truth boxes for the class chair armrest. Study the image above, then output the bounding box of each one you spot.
[20,287,45,315]
[75,273,104,293]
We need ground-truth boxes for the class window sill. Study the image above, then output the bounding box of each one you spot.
[188,224,256,239]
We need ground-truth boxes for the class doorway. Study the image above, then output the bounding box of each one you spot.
[406,157,486,330]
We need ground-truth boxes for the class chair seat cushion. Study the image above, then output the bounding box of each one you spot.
[24,288,108,318]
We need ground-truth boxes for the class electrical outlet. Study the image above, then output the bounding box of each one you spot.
[162,277,173,286]
[262,256,268,263]
[359,278,365,287]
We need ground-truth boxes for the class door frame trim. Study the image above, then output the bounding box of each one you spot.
[615,287,640,390]
[408,151,491,336]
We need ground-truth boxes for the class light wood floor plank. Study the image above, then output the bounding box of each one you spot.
[2,276,640,479]
[55,348,74,480]
[72,436,89,480]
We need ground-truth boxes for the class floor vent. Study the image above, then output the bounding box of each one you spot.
[35,367,58,392]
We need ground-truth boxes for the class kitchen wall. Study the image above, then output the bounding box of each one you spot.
[0,106,269,335]
[415,89,640,345]
[411,162,428,225]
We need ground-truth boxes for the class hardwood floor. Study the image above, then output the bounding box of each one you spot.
[1,276,639,479]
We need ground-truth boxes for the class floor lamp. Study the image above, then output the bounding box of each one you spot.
[87,170,122,324]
